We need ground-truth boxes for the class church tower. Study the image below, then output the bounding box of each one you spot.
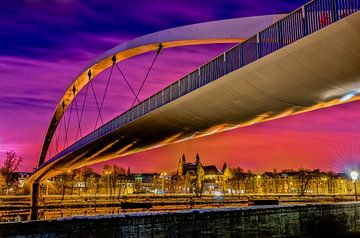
[195,153,201,165]
[222,163,232,179]
[178,154,186,176]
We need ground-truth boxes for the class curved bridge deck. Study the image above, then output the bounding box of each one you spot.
[30,0,360,182]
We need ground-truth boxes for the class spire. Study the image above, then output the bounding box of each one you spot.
[222,162,229,172]
[195,153,200,165]
[127,167,131,176]
[178,154,186,176]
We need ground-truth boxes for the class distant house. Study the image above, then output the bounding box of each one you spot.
[13,172,32,188]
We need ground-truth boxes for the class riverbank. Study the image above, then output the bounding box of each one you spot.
[0,194,357,222]
[1,202,360,237]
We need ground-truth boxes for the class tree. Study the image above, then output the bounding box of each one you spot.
[0,174,6,195]
[310,169,322,194]
[1,151,23,191]
[55,172,71,199]
[67,169,78,196]
[245,170,256,193]
[102,165,126,197]
[231,167,244,193]
[297,169,319,196]
[116,173,128,197]
[327,171,336,194]
[82,167,96,194]
[133,181,141,195]
[195,163,204,197]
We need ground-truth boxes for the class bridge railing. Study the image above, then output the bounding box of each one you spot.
[48,0,359,166]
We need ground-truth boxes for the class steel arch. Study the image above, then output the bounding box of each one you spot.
[38,14,284,167]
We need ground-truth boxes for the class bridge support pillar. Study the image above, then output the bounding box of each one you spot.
[30,181,40,220]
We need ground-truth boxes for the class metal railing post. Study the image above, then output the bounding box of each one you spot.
[277,21,283,49]
[302,5,309,37]
[331,0,339,22]
[239,45,244,68]
[256,33,262,59]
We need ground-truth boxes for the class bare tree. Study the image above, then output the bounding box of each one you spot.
[297,169,320,196]
[327,171,336,194]
[245,170,256,193]
[1,151,23,191]
[231,167,245,193]
[0,174,6,195]
[55,173,70,199]
[134,181,141,195]
[82,167,96,194]
[67,170,78,196]
[102,165,126,197]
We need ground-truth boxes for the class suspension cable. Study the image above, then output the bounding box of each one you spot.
[114,62,140,103]
[75,81,90,141]
[131,43,163,108]
[94,58,115,129]
[55,118,62,154]
[74,97,82,139]
[65,102,74,144]
[63,101,73,149]
[73,86,83,140]
[56,44,163,150]
[88,70,104,127]
[61,101,68,149]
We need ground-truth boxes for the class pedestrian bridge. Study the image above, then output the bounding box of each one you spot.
[28,0,360,184]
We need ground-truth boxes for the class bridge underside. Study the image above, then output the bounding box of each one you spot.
[30,11,360,183]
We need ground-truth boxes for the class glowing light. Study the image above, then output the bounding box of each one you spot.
[340,93,355,102]
[351,171,358,181]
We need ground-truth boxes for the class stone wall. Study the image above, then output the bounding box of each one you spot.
[1,202,360,237]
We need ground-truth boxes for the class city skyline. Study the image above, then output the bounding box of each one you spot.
[1,0,360,175]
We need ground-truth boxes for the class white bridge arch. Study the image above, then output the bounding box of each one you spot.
[39,14,285,167]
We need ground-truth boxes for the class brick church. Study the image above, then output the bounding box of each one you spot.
[174,153,232,194]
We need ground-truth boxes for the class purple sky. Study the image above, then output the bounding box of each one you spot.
[1,0,359,174]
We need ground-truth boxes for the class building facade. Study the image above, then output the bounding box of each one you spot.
[174,153,232,194]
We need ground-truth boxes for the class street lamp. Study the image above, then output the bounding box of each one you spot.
[104,171,111,196]
[351,171,358,201]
